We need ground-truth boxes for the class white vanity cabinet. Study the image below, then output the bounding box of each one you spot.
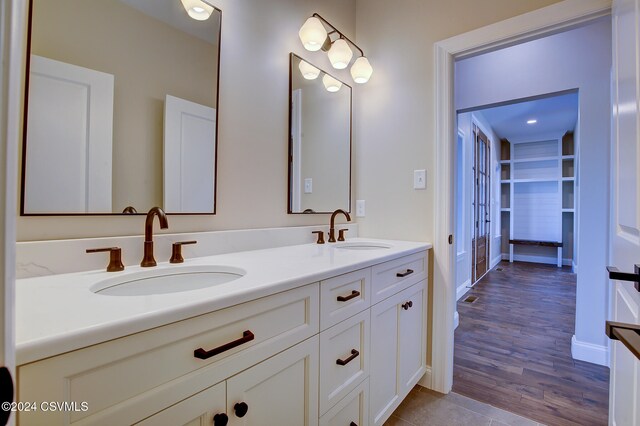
[17,249,429,426]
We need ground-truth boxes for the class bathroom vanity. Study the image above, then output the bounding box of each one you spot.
[16,239,430,426]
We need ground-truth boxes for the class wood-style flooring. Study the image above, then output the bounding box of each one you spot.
[453,261,610,426]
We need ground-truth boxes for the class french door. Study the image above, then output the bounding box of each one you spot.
[472,126,491,284]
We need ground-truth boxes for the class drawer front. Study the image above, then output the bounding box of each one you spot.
[319,310,370,415]
[320,268,371,330]
[371,251,427,304]
[18,284,319,425]
[320,378,369,426]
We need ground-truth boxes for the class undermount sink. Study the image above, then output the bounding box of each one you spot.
[334,242,392,250]
[91,265,246,296]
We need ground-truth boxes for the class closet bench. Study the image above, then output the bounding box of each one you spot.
[508,239,563,267]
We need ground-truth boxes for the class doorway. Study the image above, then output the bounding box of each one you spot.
[472,126,490,284]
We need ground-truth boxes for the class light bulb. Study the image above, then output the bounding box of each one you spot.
[180,0,214,21]
[327,39,353,69]
[322,74,342,92]
[350,56,373,84]
[298,60,320,80]
[299,17,328,52]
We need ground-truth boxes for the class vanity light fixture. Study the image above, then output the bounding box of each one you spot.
[322,74,342,93]
[298,60,321,80]
[527,119,538,124]
[299,13,373,84]
[181,0,214,21]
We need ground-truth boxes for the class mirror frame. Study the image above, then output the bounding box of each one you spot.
[287,52,352,215]
[20,0,222,216]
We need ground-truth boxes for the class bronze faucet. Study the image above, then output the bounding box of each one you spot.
[328,209,351,243]
[141,207,169,267]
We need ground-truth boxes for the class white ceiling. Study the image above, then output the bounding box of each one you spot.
[471,92,578,141]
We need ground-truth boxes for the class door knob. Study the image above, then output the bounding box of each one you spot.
[213,413,229,426]
[606,265,640,292]
[234,402,249,418]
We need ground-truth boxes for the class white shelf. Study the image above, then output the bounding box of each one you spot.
[562,155,575,160]
[562,177,575,181]
[501,180,511,184]
[500,160,511,165]
[562,208,575,213]
[512,178,558,183]
[501,208,511,212]
[511,156,559,163]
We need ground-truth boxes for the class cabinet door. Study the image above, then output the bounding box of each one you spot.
[369,293,400,426]
[370,281,427,426]
[398,283,426,395]
[136,381,226,426]
[227,336,319,426]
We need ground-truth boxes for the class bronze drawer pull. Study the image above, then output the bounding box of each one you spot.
[350,423,358,426]
[396,269,414,278]
[402,301,413,310]
[194,330,255,360]
[336,349,359,366]
[337,290,360,302]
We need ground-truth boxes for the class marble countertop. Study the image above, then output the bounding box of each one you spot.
[16,238,431,365]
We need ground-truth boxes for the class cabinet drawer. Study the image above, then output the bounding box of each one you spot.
[320,378,369,426]
[371,251,427,304]
[18,284,319,425]
[319,310,370,415]
[320,268,371,330]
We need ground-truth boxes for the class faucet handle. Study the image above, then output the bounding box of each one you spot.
[170,240,197,263]
[312,231,325,244]
[338,229,348,242]
[86,247,125,272]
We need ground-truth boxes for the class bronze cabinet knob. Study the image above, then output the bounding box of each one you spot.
[234,402,249,418]
[86,247,125,272]
[170,240,197,263]
[338,229,349,241]
[213,413,228,426]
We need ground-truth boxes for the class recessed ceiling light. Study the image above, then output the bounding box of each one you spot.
[527,119,537,125]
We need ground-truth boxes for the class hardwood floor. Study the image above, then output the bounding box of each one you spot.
[453,261,610,426]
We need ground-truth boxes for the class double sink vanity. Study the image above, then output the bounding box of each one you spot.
[16,233,431,426]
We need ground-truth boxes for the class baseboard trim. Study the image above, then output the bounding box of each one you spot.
[417,365,432,389]
[571,335,609,367]
[456,279,471,301]
[490,254,502,269]
[572,261,578,273]
[454,311,459,330]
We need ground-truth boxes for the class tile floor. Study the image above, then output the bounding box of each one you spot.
[385,385,545,426]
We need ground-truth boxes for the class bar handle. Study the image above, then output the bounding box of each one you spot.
[338,229,348,241]
[607,265,640,292]
[396,269,414,278]
[606,321,640,360]
[194,330,255,360]
[336,349,359,366]
[337,290,360,302]
[170,240,197,263]
[312,231,325,244]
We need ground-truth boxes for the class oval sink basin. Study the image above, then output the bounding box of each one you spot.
[334,242,392,250]
[91,265,246,296]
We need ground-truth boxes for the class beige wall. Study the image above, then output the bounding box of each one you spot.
[353,0,563,243]
[18,0,356,241]
[30,0,218,213]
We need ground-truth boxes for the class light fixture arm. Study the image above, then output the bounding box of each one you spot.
[312,13,365,57]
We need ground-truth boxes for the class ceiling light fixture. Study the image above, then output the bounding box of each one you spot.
[527,119,538,124]
[299,13,373,84]
[298,60,320,80]
[180,0,214,21]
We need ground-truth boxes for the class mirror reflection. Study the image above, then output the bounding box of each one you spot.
[21,0,221,215]
[289,53,351,214]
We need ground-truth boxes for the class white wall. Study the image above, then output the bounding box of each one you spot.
[17,0,356,241]
[455,18,612,363]
[455,111,502,300]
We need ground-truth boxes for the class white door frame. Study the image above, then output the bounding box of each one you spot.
[431,0,612,393]
[0,0,28,422]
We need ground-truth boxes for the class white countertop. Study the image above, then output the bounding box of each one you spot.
[16,238,431,365]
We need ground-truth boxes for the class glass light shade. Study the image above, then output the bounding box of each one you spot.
[350,56,373,84]
[298,60,320,80]
[322,74,342,92]
[299,17,328,52]
[327,39,353,69]
[180,0,214,21]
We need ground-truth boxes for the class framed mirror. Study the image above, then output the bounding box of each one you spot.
[21,0,221,215]
[288,53,351,214]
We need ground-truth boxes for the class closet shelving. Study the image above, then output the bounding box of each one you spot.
[500,132,575,268]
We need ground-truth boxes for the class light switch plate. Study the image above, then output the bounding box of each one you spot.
[304,178,312,194]
[414,170,426,189]
[356,200,365,217]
